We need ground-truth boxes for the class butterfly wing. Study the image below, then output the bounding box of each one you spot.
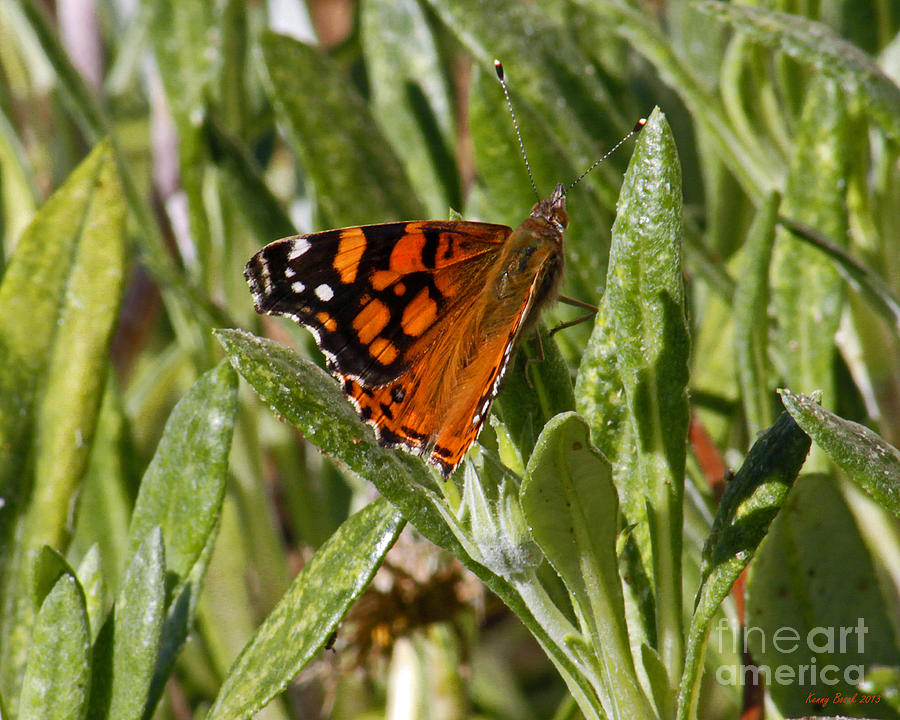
[246,220,523,474]
[245,221,511,386]
[343,269,542,474]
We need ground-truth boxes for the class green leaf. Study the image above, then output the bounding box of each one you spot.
[779,390,900,519]
[215,329,599,717]
[745,475,900,718]
[520,413,654,719]
[128,361,238,587]
[361,0,459,216]
[768,78,848,474]
[88,527,166,720]
[259,32,424,227]
[496,326,577,466]
[0,138,124,710]
[75,546,106,645]
[606,108,689,684]
[676,411,811,720]
[696,1,900,141]
[206,497,403,719]
[19,574,91,720]
[32,546,76,610]
[734,191,781,435]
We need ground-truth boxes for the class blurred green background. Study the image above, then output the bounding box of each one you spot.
[1,0,899,718]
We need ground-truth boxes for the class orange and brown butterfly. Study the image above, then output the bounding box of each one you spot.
[245,61,644,476]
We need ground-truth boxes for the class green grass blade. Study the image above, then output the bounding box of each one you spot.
[606,108,690,686]
[779,390,900,519]
[676,411,810,720]
[206,498,403,719]
[19,573,91,720]
[259,32,424,227]
[696,1,900,141]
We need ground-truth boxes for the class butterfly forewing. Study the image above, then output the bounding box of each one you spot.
[246,221,511,387]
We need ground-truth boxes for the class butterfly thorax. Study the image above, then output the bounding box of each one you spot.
[493,183,567,328]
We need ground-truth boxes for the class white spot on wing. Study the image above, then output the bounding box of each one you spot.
[291,281,305,294]
[288,238,311,260]
[285,267,296,278]
[315,284,334,301]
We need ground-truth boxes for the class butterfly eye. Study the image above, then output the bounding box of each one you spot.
[553,209,569,231]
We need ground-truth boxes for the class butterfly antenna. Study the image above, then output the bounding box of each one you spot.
[567,117,647,192]
[494,60,540,200]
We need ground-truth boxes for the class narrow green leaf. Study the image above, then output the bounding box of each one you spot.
[19,574,91,720]
[145,0,217,277]
[259,32,424,227]
[215,329,598,715]
[71,381,136,593]
[15,0,105,141]
[204,115,296,242]
[496,326,576,466]
[520,413,653,719]
[206,498,403,719]
[573,0,774,196]
[606,108,689,684]
[696,1,900,141]
[88,527,166,720]
[779,215,900,335]
[32,546,76,610]
[424,0,632,173]
[745,475,900,717]
[779,389,900,518]
[128,361,238,587]
[0,138,123,710]
[676,411,810,720]
[770,78,849,471]
[75,546,106,645]
[214,329,445,535]
[734,191,781,435]
[361,0,459,216]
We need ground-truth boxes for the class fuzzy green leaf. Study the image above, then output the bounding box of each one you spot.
[745,475,900,717]
[259,31,424,227]
[696,1,900,140]
[606,108,689,684]
[0,139,124,710]
[19,574,91,720]
[677,411,811,720]
[128,362,238,586]
[361,0,459,216]
[521,413,653,718]
[88,527,166,720]
[779,390,900,518]
[207,498,403,719]
[734,191,780,435]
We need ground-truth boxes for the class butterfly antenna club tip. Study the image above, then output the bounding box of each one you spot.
[567,116,647,192]
[494,59,539,200]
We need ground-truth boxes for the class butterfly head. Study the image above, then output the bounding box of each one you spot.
[530,183,568,234]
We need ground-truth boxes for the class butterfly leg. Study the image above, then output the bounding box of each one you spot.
[523,329,546,388]
[549,295,599,335]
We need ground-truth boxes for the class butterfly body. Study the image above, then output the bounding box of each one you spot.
[245,183,569,476]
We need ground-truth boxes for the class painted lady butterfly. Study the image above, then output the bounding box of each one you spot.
[245,61,643,476]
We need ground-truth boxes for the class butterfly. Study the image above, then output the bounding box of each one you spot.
[245,61,643,476]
